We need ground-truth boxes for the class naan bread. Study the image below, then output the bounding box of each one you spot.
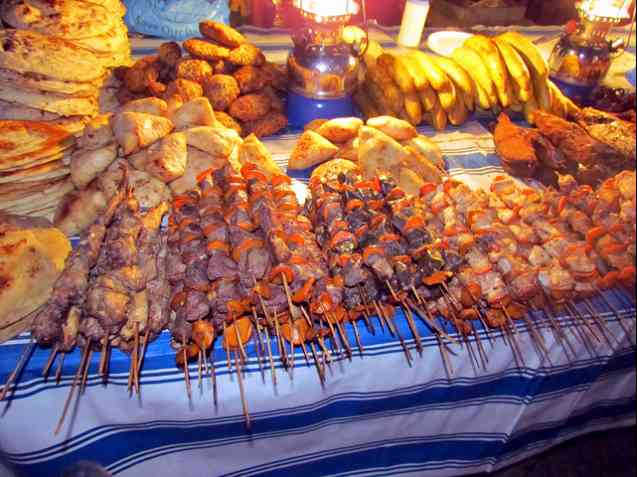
[2,0,117,40]
[0,69,100,96]
[0,120,74,171]
[0,217,71,332]
[0,84,99,117]
[0,160,69,184]
[0,30,106,83]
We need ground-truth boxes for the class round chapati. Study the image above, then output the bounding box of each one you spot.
[1,0,117,40]
[0,69,99,96]
[0,179,73,210]
[0,120,74,171]
[0,83,99,117]
[0,224,71,331]
[0,30,106,83]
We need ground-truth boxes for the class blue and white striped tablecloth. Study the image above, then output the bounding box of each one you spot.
[0,25,635,477]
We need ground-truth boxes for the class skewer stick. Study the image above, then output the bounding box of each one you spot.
[334,318,353,360]
[209,352,218,407]
[272,313,288,370]
[263,326,277,387]
[133,323,141,395]
[377,303,413,366]
[357,285,376,335]
[542,292,577,359]
[471,324,489,370]
[55,346,90,435]
[55,353,66,386]
[299,341,311,367]
[405,298,459,345]
[400,299,424,355]
[521,314,552,364]
[233,320,249,365]
[594,286,633,340]
[251,308,266,382]
[234,351,251,431]
[582,299,619,348]
[0,341,36,402]
[567,301,602,344]
[80,346,93,395]
[43,345,59,380]
[501,308,526,367]
[182,336,192,400]
[351,320,364,356]
[223,322,233,374]
[457,282,496,347]
[137,329,150,377]
[309,342,325,385]
[197,350,203,391]
[99,338,108,377]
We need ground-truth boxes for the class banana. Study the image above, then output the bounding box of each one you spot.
[523,94,539,124]
[494,38,533,103]
[451,46,498,107]
[433,56,476,111]
[418,85,438,112]
[448,90,468,126]
[404,91,424,125]
[474,80,492,110]
[464,35,513,108]
[430,96,448,131]
[497,32,551,111]
[367,64,404,116]
[377,53,416,94]
[438,78,457,113]
[547,79,581,118]
[407,51,452,92]
[363,39,385,68]
[399,54,430,91]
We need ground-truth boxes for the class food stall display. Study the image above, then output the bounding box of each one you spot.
[0,10,635,477]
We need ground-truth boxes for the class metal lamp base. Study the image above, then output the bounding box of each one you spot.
[287,91,354,128]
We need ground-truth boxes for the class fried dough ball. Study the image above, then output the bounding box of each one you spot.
[261,62,288,91]
[203,74,240,111]
[215,111,243,135]
[164,79,203,102]
[176,59,213,84]
[233,65,266,94]
[261,85,285,113]
[210,59,235,75]
[243,111,288,138]
[199,20,247,48]
[228,93,271,122]
[158,42,182,67]
[183,38,230,61]
[228,43,263,66]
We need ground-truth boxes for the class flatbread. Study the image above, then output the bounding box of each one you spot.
[0,120,74,171]
[0,164,69,184]
[0,84,99,116]
[0,223,71,331]
[0,179,74,210]
[0,176,69,197]
[2,0,117,40]
[0,99,64,121]
[0,69,99,96]
[0,29,105,83]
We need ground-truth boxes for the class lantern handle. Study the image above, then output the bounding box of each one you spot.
[349,0,370,58]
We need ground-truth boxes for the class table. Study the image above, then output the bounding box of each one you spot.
[1,25,636,477]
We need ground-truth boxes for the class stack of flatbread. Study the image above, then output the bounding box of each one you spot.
[0,213,71,342]
[0,120,75,220]
[0,0,131,134]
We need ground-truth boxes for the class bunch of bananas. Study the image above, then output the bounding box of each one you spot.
[354,32,579,130]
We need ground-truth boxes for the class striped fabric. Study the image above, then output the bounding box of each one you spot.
[0,25,635,477]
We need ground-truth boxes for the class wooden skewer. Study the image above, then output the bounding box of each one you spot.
[582,298,619,349]
[209,352,218,407]
[223,322,233,374]
[55,353,66,386]
[501,307,526,367]
[197,350,203,391]
[357,285,376,335]
[263,325,277,387]
[334,318,353,360]
[251,308,266,382]
[351,319,364,356]
[182,336,192,400]
[405,298,459,345]
[272,313,289,370]
[43,345,59,380]
[371,300,389,335]
[99,338,108,378]
[520,313,552,365]
[55,346,89,435]
[567,301,602,344]
[233,319,249,365]
[133,323,141,395]
[0,341,36,402]
[594,286,634,341]
[80,346,93,395]
[234,351,251,431]
[541,292,577,359]
[377,302,413,366]
[309,341,325,385]
[471,323,489,370]
[137,329,151,377]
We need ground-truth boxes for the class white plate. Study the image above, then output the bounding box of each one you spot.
[427,31,473,57]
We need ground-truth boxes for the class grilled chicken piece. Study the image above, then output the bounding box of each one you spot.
[575,107,636,164]
[494,113,539,177]
[534,111,622,170]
